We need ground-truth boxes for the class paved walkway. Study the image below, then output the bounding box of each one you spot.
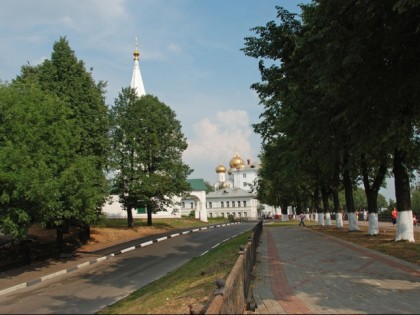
[248,225,420,314]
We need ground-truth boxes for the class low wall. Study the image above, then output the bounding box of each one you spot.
[204,220,263,314]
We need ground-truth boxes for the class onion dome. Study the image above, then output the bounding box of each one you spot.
[215,163,226,173]
[229,152,245,169]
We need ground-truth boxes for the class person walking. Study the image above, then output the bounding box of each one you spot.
[391,207,398,226]
[299,212,306,226]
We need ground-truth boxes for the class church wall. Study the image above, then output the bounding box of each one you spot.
[102,195,182,219]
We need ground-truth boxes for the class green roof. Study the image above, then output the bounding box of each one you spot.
[187,178,207,191]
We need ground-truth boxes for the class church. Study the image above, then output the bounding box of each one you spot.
[102,40,272,221]
[181,152,263,220]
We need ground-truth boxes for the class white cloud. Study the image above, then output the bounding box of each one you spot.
[216,110,250,130]
[183,109,256,182]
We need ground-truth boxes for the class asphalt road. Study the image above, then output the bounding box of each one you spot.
[0,222,255,314]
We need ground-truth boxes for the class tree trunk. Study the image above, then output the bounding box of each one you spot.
[147,208,153,226]
[360,154,388,235]
[321,187,331,226]
[56,225,63,255]
[127,206,134,228]
[332,190,344,228]
[343,169,355,214]
[332,191,340,215]
[343,156,358,231]
[393,148,414,242]
[361,153,387,214]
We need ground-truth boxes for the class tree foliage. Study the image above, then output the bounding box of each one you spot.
[110,89,192,227]
[1,37,110,247]
[242,0,420,230]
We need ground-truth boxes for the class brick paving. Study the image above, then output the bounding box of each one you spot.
[248,225,420,314]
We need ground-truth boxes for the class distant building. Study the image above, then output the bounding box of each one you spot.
[195,151,274,220]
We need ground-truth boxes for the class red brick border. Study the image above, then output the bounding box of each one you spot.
[266,229,312,314]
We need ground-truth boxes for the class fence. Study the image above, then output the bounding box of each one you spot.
[0,232,84,272]
[204,219,263,314]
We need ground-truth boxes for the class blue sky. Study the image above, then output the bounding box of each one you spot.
[0,0,396,200]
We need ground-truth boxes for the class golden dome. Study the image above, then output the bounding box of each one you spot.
[237,163,245,169]
[229,152,244,169]
[215,164,226,173]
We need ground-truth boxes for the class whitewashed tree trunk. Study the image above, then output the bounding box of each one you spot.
[395,210,415,242]
[305,213,310,221]
[348,212,360,231]
[325,212,331,226]
[282,214,289,222]
[317,213,325,226]
[336,213,343,228]
[368,212,379,235]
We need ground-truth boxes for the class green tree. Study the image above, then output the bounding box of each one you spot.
[110,89,192,227]
[13,37,110,247]
[0,81,83,243]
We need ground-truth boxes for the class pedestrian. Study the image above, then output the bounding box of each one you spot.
[363,209,368,221]
[391,207,398,225]
[299,212,306,226]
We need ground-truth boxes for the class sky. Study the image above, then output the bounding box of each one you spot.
[0,0,396,200]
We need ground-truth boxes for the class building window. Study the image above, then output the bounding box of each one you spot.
[221,202,224,208]
[244,212,247,217]
[243,173,247,178]
[209,213,213,218]
[243,201,247,207]
[227,201,230,208]
[238,212,242,217]
[209,202,212,208]
[221,213,224,217]
[182,202,185,208]
[190,202,194,209]
[232,201,235,207]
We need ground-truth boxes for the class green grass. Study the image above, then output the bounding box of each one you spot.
[96,230,251,314]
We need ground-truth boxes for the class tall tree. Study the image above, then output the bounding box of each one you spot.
[0,81,81,243]
[14,37,110,247]
[110,89,192,227]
